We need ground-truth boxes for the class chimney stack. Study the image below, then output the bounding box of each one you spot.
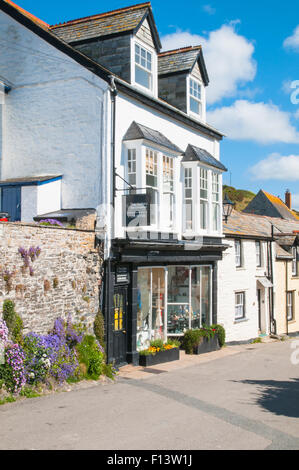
[285,189,291,209]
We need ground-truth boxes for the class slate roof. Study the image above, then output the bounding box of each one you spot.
[182,144,227,171]
[158,46,209,86]
[50,3,161,50]
[223,210,299,260]
[244,190,299,221]
[123,121,183,153]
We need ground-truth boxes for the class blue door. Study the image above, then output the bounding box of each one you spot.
[1,186,21,221]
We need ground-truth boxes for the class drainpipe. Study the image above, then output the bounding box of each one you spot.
[104,76,117,364]
[285,260,289,336]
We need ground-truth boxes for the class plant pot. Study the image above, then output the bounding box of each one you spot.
[139,347,180,367]
[193,334,220,355]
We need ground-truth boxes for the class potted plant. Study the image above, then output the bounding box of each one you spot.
[182,325,225,355]
[139,339,180,367]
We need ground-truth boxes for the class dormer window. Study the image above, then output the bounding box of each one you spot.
[189,78,202,116]
[135,43,153,90]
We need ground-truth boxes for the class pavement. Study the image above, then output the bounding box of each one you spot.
[0,338,299,450]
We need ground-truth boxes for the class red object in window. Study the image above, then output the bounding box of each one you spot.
[0,218,8,222]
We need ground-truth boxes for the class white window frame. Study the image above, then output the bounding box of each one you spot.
[131,37,157,96]
[235,291,245,320]
[187,76,203,118]
[287,291,294,321]
[235,240,242,267]
[256,240,262,267]
[292,247,297,276]
[184,167,193,232]
[124,143,178,233]
[212,171,221,232]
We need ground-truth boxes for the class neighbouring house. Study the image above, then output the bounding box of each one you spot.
[219,210,274,343]
[243,189,299,221]
[219,192,299,344]
[0,1,227,365]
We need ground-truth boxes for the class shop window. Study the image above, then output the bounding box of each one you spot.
[136,265,212,350]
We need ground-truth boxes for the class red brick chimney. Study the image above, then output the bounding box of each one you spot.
[285,189,291,209]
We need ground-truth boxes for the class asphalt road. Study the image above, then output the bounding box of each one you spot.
[0,340,299,450]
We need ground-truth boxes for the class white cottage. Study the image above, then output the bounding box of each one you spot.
[0,1,227,365]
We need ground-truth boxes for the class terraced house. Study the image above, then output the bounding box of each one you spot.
[0,1,227,365]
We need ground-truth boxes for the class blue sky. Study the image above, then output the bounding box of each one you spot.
[12,0,299,206]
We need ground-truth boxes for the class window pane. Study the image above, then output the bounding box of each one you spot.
[190,97,200,114]
[201,267,211,325]
[200,200,208,229]
[168,266,189,303]
[191,267,201,329]
[167,304,189,334]
[135,65,152,89]
[137,268,151,351]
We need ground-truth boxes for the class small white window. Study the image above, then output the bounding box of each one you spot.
[135,43,153,90]
[256,241,262,267]
[235,292,245,320]
[287,291,294,321]
[292,247,297,276]
[189,78,202,115]
[235,240,242,267]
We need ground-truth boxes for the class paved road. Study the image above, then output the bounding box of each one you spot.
[0,340,299,450]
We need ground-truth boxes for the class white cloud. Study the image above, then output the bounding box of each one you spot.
[161,25,256,104]
[250,153,299,181]
[295,109,299,119]
[283,25,299,52]
[207,100,299,144]
[202,4,216,15]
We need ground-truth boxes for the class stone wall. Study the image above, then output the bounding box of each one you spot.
[0,222,103,335]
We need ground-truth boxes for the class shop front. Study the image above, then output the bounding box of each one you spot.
[104,238,225,366]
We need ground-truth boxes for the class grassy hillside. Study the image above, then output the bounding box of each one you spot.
[223,185,256,212]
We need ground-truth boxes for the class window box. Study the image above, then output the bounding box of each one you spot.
[139,347,180,366]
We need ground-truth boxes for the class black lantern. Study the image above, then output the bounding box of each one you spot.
[222,193,235,223]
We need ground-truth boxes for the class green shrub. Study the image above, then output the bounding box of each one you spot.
[182,329,204,354]
[150,338,164,349]
[76,335,104,380]
[211,324,226,347]
[93,310,106,349]
[3,300,23,344]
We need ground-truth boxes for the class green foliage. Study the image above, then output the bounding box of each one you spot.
[182,325,226,354]
[103,363,117,380]
[0,394,16,405]
[0,363,15,394]
[76,335,104,380]
[166,338,181,348]
[150,339,164,349]
[19,386,40,398]
[2,300,23,344]
[93,310,106,349]
[211,324,226,347]
[251,337,262,344]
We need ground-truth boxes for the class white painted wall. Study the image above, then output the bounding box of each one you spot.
[113,91,222,240]
[37,179,61,216]
[218,238,271,343]
[0,10,108,212]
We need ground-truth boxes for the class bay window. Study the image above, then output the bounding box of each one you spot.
[137,265,212,350]
[127,149,136,187]
[135,43,153,90]
[145,148,158,225]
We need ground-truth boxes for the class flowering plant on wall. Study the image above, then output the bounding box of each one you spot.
[18,246,41,276]
[39,219,64,227]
